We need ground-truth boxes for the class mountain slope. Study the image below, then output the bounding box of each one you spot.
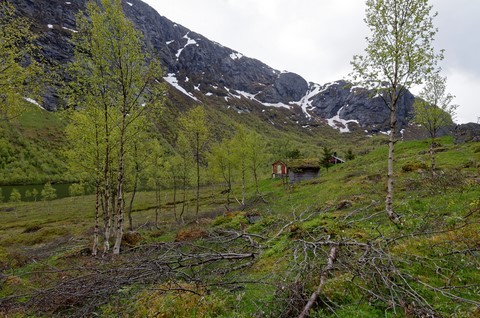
[13,0,416,132]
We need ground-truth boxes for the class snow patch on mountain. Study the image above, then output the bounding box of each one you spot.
[235,90,257,100]
[262,102,291,108]
[175,32,198,59]
[327,106,359,133]
[234,90,290,109]
[62,26,77,33]
[24,97,46,110]
[163,73,199,101]
[230,52,243,60]
[291,83,323,118]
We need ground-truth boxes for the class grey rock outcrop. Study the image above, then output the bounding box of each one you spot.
[305,81,415,131]
[454,123,480,143]
[256,72,309,104]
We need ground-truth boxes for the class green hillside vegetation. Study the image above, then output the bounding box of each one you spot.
[1,136,479,317]
[0,102,72,186]
[0,91,358,187]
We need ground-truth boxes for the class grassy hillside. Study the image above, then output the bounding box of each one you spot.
[1,136,479,317]
[0,103,71,186]
[0,89,364,189]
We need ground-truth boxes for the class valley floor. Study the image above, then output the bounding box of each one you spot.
[1,137,480,317]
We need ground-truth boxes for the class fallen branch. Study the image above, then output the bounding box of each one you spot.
[297,246,338,318]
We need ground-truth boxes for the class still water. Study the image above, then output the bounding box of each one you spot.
[0,183,73,203]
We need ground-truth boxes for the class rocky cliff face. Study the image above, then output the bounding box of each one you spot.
[12,0,416,132]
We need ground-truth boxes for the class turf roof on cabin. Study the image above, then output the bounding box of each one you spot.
[285,158,321,169]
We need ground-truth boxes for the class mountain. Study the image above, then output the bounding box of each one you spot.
[13,0,416,132]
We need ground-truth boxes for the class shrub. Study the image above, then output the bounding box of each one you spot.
[401,161,428,172]
[9,188,21,202]
[41,182,57,201]
[68,183,85,197]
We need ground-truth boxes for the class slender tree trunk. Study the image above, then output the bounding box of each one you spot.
[226,166,232,210]
[113,117,126,255]
[241,159,246,207]
[180,169,187,224]
[92,125,101,257]
[386,90,401,224]
[172,177,177,222]
[127,180,137,231]
[92,182,100,256]
[196,132,200,218]
[430,137,436,176]
[253,166,260,196]
[127,145,140,231]
[155,180,160,229]
[103,106,111,255]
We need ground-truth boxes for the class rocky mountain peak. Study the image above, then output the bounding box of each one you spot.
[12,0,416,132]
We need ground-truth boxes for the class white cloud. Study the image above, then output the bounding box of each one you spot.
[443,68,480,124]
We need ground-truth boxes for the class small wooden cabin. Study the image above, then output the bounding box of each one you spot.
[272,160,288,178]
[272,159,321,183]
[287,159,321,183]
[329,154,345,164]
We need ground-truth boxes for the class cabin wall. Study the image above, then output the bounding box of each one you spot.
[289,168,320,183]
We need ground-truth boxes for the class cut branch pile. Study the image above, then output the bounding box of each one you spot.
[0,234,258,317]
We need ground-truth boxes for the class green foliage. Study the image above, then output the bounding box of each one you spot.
[413,72,458,173]
[351,0,442,222]
[0,104,69,185]
[31,189,39,201]
[65,0,166,254]
[413,72,457,137]
[401,161,428,172]
[178,106,210,215]
[68,183,84,197]
[9,188,21,202]
[0,2,44,120]
[321,145,333,171]
[41,182,57,201]
[243,130,269,194]
[351,0,441,91]
[345,148,355,161]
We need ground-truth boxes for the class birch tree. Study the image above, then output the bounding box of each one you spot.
[231,126,248,207]
[209,137,236,210]
[145,138,167,228]
[175,132,193,223]
[413,72,457,175]
[66,0,164,255]
[178,106,210,218]
[351,0,442,223]
[244,131,268,197]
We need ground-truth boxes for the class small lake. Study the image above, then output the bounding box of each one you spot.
[0,183,74,203]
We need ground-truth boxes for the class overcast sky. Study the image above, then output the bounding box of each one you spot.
[141,0,479,124]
